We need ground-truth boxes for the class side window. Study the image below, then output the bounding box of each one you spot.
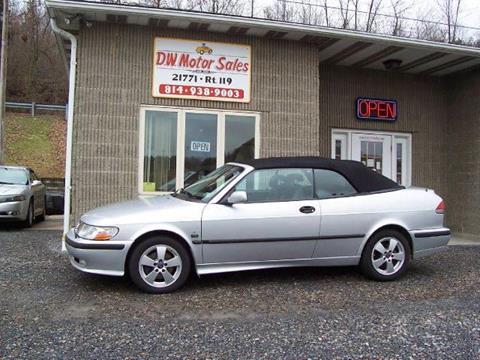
[234,168,314,202]
[314,169,357,199]
[29,170,35,183]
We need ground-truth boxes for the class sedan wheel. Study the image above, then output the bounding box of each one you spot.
[371,237,405,276]
[360,230,411,281]
[128,237,191,293]
[36,198,46,222]
[22,201,34,228]
[138,245,182,288]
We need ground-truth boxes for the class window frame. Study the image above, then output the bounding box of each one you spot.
[29,169,39,183]
[138,105,260,195]
[221,167,315,204]
[313,168,358,200]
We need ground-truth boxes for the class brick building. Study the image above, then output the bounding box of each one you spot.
[46,0,480,236]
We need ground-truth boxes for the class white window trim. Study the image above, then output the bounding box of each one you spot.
[138,105,261,195]
[394,137,410,187]
[331,128,412,187]
[331,132,348,160]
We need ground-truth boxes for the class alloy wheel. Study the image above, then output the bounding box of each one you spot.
[138,245,183,288]
[371,237,405,276]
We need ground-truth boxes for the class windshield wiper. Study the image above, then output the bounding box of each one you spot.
[0,181,17,185]
[176,188,192,197]
[176,188,202,200]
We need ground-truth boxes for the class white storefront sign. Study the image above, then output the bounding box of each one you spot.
[152,38,251,103]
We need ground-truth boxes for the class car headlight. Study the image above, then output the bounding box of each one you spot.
[75,222,119,241]
[0,194,26,203]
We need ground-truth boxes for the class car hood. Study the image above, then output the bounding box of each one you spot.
[0,184,27,196]
[80,195,207,226]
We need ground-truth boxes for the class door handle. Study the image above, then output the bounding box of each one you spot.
[299,206,316,214]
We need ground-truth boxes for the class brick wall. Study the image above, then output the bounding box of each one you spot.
[72,23,320,222]
[318,65,449,198]
[446,69,480,234]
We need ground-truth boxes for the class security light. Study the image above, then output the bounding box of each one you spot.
[64,14,92,28]
[383,59,403,70]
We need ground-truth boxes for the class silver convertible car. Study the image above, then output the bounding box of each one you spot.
[65,157,450,293]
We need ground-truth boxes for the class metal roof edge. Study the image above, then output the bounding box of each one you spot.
[45,0,480,58]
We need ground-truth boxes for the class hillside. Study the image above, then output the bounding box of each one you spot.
[4,113,66,178]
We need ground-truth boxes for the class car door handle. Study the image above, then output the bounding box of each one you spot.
[299,206,316,214]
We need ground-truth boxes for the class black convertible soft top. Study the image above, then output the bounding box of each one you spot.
[239,156,403,193]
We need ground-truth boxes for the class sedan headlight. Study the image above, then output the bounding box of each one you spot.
[75,222,119,241]
[0,194,26,203]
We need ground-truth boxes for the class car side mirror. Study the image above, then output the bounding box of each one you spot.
[32,180,41,186]
[227,191,247,205]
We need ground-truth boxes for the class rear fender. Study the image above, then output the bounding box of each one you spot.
[357,218,412,257]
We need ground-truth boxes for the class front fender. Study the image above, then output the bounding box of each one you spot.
[128,223,203,267]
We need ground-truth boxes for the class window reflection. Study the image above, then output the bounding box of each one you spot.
[143,111,177,192]
[225,115,255,163]
[361,140,383,173]
[396,143,402,184]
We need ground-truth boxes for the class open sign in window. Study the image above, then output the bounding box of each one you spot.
[191,141,211,152]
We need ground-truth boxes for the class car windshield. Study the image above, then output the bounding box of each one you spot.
[173,164,244,203]
[0,167,28,185]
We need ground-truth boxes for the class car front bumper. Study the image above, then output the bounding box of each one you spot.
[0,200,28,221]
[65,229,131,276]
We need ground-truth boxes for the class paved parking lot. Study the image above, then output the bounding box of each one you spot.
[0,215,63,231]
[0,230,479,359]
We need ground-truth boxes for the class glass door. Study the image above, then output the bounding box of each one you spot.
[352,133,392,178]
[184,112,218,188]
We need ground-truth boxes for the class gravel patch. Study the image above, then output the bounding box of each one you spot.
[0,230,479,359]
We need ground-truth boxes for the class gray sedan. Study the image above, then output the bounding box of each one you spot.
[65,157,450,293]
[0,166,46,227]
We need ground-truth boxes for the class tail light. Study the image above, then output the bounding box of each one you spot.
[436,200,445,214]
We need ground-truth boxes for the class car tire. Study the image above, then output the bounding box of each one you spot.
[22,201,34,228]
[36,198,46,222]
[128,236,191,294]
[360,230,411,281]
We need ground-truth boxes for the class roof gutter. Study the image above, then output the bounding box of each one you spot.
[45,0,480,57]
[50,18,76,249]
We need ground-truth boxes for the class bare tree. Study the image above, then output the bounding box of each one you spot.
[187,0,245,14]
[350,0,361,30]
[263,0,297,22]
[338,0,352,29]
[414,7,447,42]
[143,0,164,7]
[364,0,382,32]
[437,0,463,43]
[390,0,410,36]
[7,0,66,103]
[140,0,191,9]
[298,1,323,25]
[322,0,330,27]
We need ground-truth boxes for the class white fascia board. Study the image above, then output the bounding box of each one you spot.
[45,0,480,58]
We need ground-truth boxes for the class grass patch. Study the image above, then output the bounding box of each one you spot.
[4,112,66,178]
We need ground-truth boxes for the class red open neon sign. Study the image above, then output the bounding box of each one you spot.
[356,98,397,121]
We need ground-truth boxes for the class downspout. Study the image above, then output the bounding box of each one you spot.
[50,18,76,250]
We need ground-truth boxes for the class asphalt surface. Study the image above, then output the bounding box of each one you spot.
[0,231,479,359]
